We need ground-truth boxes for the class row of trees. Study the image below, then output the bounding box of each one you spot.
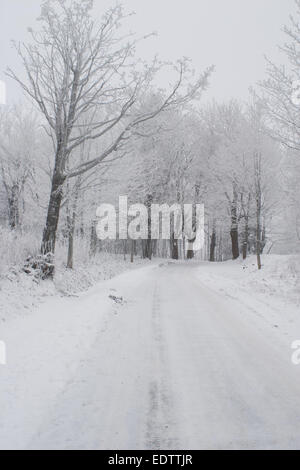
[116,100,280,267]
[0,98,281,270]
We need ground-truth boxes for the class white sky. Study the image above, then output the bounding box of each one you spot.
[0,0,297,104]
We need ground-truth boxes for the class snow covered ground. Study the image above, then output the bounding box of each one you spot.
[195,255,300,346]
[0,251,148,323]
[0,255,300,450]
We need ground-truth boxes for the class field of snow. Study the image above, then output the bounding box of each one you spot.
[0,254,300,450]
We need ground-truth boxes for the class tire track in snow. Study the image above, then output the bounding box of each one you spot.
[145,279,179,449]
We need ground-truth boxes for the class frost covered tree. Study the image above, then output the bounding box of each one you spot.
[125,109,204,260]
[258,0,300,254]
[202,101,248,260]
[0,105,38,230]
[197,100,279,264]
[7,0,212,272]
[260,0,300,152]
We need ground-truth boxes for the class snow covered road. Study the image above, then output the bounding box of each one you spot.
[1,261,300,449]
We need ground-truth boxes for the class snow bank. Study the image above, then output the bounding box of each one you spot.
[237,255,300,305]
[0,246,149,323]
[0,227,151,322]
[197,255,300,306]
[195,254,300,346]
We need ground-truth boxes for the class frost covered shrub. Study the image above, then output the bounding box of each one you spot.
[23,253,55,280]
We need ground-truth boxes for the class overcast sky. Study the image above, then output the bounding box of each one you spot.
[0,0,296,105]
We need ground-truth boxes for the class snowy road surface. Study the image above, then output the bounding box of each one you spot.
[1,262,300,449]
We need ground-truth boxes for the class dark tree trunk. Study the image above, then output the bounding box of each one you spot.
[67,210,76,269]
[230,191,239,260]
[256,216,262,270]
[210,226,216,262]
[142,238,153,260]
[256,205,262,270]
[152,239,157,257]
[147,239,153,260]
[90,220,98,258]
[241,193,251,260]
[242,217,249,260]
[79,224,85,238]
[170,234,179,260]
[142,240,146,259]
[8,184,20,230]
[218,229,223,262]
[261,222,266,254]
[142,194,153,260]
[41,167,66,257]
[230,227,239,260]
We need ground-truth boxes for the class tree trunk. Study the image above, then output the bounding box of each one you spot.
[241,194,251,260]
[170,234,179,260]
[90,220,98,258]
[41,166,66,256]
[67,178,81,269]
[254,152,262,270]
[256,203,262,270]
[142,238,152,260]
[67,210,76,269]
[256,216,262,270]
[8,184,20,230]
[187,247,194,259]
[230,191,239,260]
[218,229,223,262]
[230,226,239,260]
[141,194,153,260]
[242,216,249,260]
[210,226,216,262]
[261,221,266,254]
